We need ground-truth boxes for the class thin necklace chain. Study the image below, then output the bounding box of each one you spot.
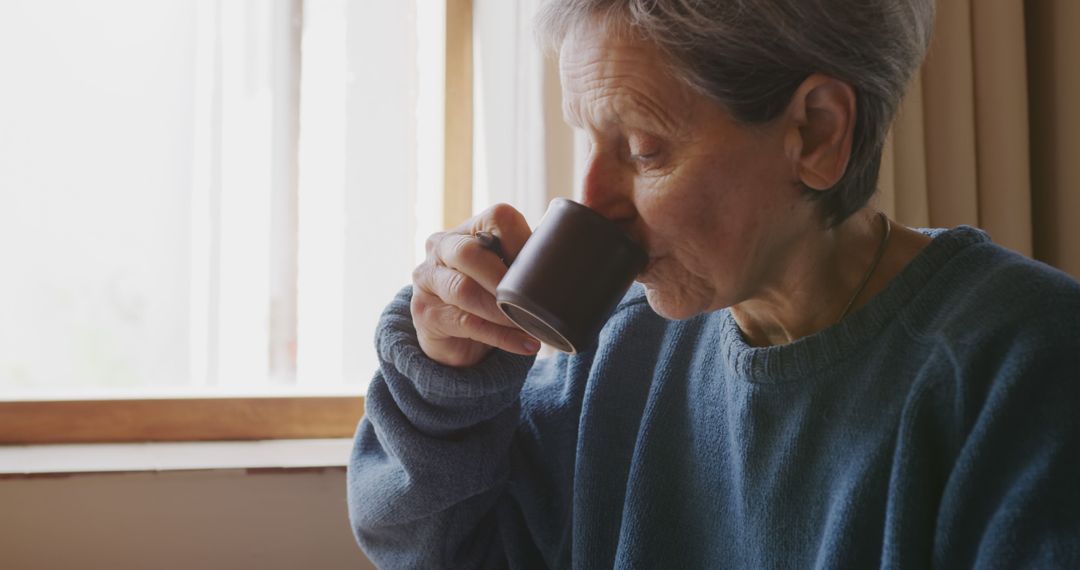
[837,211,891,323]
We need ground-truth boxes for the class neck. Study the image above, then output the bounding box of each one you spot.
[730,208,928,347]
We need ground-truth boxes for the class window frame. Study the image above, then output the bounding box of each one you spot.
[4,0,474,445]
[0,397,364,444]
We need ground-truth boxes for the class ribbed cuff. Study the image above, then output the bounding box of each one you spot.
[375,285,536,409]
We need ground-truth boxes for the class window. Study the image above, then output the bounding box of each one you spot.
[1,0,446,398]
[1,0,574,442]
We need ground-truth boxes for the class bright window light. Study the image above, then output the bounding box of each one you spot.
[0,0,443,398]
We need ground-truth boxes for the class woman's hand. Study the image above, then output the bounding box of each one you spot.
[411,203,540,367]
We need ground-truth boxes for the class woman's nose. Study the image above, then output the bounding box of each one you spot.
[580,153,636,224]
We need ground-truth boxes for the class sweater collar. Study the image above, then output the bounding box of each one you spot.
[716,226,991,384]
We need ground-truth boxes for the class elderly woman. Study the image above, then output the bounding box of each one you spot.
[348,0,1080,567]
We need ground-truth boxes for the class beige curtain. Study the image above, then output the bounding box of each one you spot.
[878,0,1080,279]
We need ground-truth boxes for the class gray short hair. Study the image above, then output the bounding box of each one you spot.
[536,0,934,227]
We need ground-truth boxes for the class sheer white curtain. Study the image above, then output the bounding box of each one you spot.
[471,0,579,228]
[0,0,442,396]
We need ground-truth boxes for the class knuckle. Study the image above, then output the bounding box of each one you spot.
[488,203,518,229]
[444,270,468,302]
[412,288,448,330]
[442,270,483,309]
[446,236,488,272]
[449,233,473,261]
[410,292,431,321]
[429,305,459,337]
[455,236,487,266]
[424,232,443,257]
[411,263,426,286]
[455,309,481,332]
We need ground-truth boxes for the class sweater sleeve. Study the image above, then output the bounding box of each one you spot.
[346,285,539,568]
[933,333,1080,568]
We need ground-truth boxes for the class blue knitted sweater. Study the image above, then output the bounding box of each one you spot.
[348,227,1080,568]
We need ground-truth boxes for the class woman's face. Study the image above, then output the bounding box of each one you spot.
[560,20,816,320]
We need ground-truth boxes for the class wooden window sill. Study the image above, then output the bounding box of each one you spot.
[0,438,354,477]
[0,396,365,444]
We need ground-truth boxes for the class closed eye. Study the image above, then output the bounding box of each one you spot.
[627,131,663,164]
[632,151,660,161]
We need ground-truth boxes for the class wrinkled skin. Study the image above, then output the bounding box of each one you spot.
[411,17,928,366]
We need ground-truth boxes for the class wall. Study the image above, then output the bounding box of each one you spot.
[0,467,375,570]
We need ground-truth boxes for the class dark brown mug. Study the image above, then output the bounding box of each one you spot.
[495,198,647,354]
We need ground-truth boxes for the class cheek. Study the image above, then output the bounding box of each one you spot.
[634,155,779,296]
[634,162,733,251]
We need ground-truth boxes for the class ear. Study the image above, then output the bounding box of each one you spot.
[783,74,856,191]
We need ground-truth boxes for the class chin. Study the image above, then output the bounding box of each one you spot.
[642,284,704,321]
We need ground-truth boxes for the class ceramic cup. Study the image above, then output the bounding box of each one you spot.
[495,198,647,354]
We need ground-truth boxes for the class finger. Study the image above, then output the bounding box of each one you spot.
[473,231,507,266]
[412,288,493,366]
[457,203,532,264]
[424,302,540,356]
[431,233,508,293]
[414,262,515,327]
